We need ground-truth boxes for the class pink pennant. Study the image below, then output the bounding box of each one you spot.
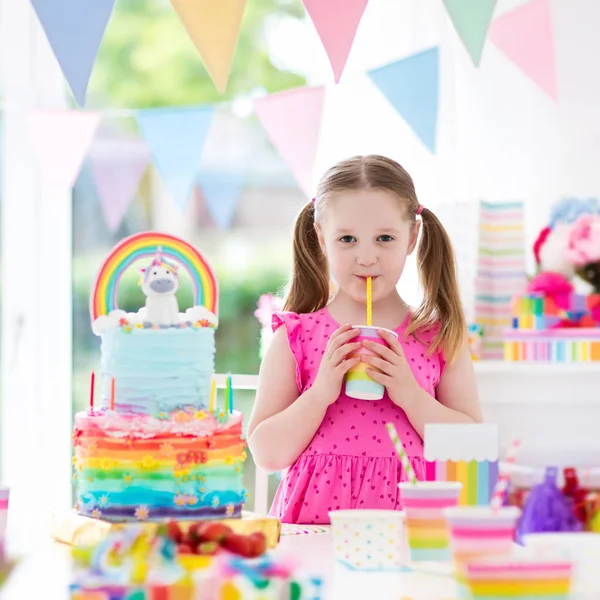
[489,0,557,100]
[26,109,102,189]
[90,140,151,232]
[302,0,369,83]
[254,86,325,198]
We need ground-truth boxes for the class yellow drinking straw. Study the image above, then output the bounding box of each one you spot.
[209,377,216,413]
[366,276,372,326]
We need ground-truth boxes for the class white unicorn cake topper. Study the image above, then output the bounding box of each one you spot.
[139,247,180,326]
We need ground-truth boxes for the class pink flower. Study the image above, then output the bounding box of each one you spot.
[566,214,600,266]
[527,272,573,310]
[254,293,283,328]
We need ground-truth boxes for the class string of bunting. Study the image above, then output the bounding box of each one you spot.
[17,0,557,234]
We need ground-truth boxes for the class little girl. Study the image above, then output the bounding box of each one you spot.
[248,155,482,524]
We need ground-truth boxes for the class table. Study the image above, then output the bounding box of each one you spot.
[0,534,458,600]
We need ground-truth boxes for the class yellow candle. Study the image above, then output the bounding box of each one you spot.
[366,276,372,326]
[209,377,216,413]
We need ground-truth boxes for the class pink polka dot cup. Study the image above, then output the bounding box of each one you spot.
[329,509,407,571]
[345,326,398,401]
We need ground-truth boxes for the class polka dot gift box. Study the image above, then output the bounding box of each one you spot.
[329,509,406,571]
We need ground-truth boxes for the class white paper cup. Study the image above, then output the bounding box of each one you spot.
[522,532,600,597]
[329,509,406,571]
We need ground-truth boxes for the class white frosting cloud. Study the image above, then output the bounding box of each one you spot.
[92,306,218,336]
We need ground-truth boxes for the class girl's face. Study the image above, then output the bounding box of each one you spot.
[315,189,420,307]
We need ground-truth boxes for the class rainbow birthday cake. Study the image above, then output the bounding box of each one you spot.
[72,232,246,522]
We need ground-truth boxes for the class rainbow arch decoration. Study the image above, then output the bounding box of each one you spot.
[89,231,218,322]
[424,423,499,506]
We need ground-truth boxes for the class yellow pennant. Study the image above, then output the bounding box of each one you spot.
[170,0,247,93]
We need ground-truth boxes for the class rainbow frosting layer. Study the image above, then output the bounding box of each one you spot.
[463,558,572,599]
[73,409,246,521]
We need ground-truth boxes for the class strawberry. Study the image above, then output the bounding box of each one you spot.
[177,543,194,554]
[187,523,205,543]
[198,523,233,544]
[247,532,267,557]
[222,533,254,557]
[196,541,219,556]
[165,520,184,543]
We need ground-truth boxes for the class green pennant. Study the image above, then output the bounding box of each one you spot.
[443,0,497,66]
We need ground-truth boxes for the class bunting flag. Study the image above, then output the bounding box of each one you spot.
[302,0,369,83]
[442,0,497,67]
[136,107,215,211]
[254,86,325,198]
[488,0,557,100]
[26,109,102,189]
[198,169,245,230]
[368,47,439,153]
[30,0,115,106]
[89,140,151,233]
[170,0,247,94]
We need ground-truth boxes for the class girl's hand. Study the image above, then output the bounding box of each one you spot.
[362,329,419,408]
[311,324,361,406]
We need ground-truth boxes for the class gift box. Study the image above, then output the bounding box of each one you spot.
[424,424,499,506]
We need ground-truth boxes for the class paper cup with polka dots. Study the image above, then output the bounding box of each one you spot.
[329,509,407,570]
[345,327,398,401]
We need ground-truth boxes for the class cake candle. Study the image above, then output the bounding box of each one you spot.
[209,377,216,413]
[226,374,232,414]
[110,377,115,411]
[89,371,95,413]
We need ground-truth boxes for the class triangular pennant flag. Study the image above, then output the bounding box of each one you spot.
[442,0,497,67]
[368,47,439,153]
[26,109,102,189]
[302,0,369,83]
[198,169,245,230]
[89,140,151,233]
[489,0,557,100]
[254,87,325,198]
[170,0,247,93]
[136,107,215,211]
[30,0,115,106]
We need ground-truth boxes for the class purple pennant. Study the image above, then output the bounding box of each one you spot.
[30,0,116,106]
[89,139,150,233]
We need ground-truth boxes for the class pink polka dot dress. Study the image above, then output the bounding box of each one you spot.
[268,307,446,525]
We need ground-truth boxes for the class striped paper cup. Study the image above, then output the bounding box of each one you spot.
[462,556,573,599]
[329,509,406,571]
[444,506,520,563]
[344,327,398,401]
[398,481,462,562]
[0,486,9,538]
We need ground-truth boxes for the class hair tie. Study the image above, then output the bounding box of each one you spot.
[311,197,316,204]
[416,204,424,215]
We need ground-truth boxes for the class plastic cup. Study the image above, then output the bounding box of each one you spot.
[329,509,406,571]
[462,556,573,600]
[444,506,520,564]
[398,481,462,562]
[0,485,9,538]
[344,326,398,401]
[522,532,600,597]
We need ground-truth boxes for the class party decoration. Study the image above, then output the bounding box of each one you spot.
[26,109,102,189]
[424,423,499,506]
[254,86,325,198]
[516,466,582,543]
[489,0,557,100]
[302,0,369,82]
[136,107,215,211]
[89,140,151,233]
[490,438,521,510]
[442,0,497,66]
[89,232,218,322]
[368,47,439,152]
[30,0,116,106]
[170,0,247,93]
[198,168,244,230]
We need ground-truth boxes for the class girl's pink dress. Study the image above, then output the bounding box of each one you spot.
[269,307,446,524]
